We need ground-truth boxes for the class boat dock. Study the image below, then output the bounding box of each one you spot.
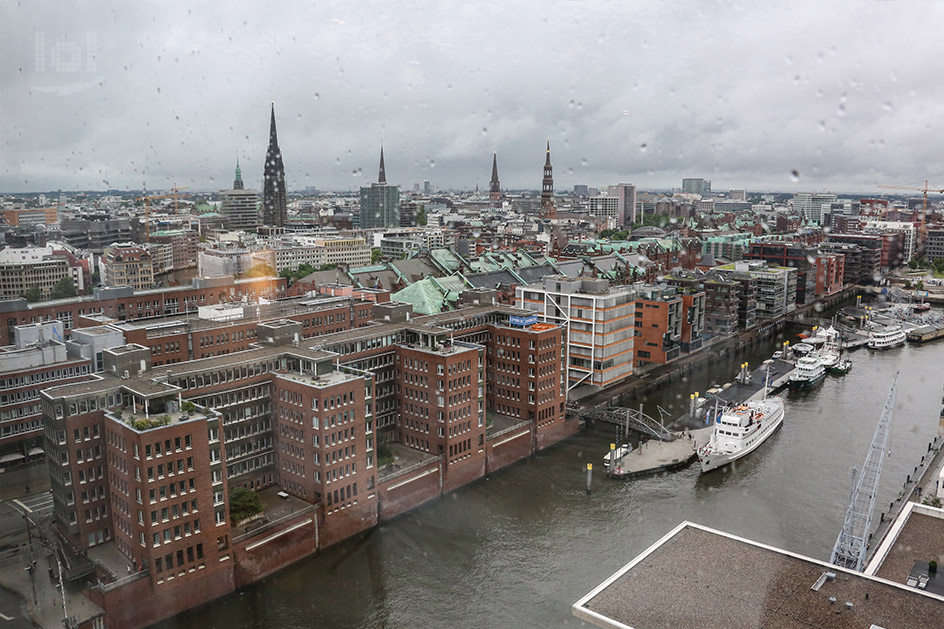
[608,426,714,479]
[715,358,794,404]
[906,324,944,343]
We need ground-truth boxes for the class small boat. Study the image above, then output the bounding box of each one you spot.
[792,343,814,357]
[913,302,931,312]
[867,324,906,349]
[697,396,785,473]
[789,354,827,390]
[829,359,852,375]
[603,444,633,468]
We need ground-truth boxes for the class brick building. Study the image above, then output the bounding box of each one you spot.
[37,298,575,627]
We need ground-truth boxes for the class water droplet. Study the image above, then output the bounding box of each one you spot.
[837,103,846,117]
[882,101,892,111]
[481,127,487,136]
[313,93,320,100]
[639,143,647,153]
[818,121,826,132]
[428,159,436,168]
[581,157,588,166]
[790,170,800,182]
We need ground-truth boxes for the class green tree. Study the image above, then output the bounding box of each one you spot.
[23,286,41,302]
[415,207,427,226]
[371,248,383,264]
[50,277,76,299]
[916,280,925,291]
[229,487,263,524]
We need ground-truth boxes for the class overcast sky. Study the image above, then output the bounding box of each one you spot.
[3,1,944,196]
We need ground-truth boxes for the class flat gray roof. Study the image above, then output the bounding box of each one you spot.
[575,521,944,629]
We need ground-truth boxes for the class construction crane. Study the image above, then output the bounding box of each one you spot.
[136,185,189,243]
[877,180,944,230]
[830,371,898,572]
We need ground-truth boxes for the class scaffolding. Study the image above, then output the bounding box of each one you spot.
[830,371,898,571]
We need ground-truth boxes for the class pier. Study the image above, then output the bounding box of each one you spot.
[607,426,713,479]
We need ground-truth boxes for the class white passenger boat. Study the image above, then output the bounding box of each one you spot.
[697,396,785,473]
[602,444,633,468]
[867,324,906,349]
[788,354,826,390]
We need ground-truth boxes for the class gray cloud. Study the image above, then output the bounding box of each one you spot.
[3,1,944,195]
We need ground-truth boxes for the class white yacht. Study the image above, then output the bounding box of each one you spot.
[868,324,906,349]
[788,354,826,390]
[697,396,785,473]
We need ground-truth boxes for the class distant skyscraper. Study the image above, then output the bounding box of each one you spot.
[221,157,259,230]
[541,141,555,218]
[489,152,501,207]
[262,104,287,226]
[359,147,400,229]
[423,180,431,195]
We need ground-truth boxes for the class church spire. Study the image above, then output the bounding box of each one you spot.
[489,151,501,207]
[378,146,387,184]
[541,140,555,218]
[262,102,287,226]
[233,154,244,190]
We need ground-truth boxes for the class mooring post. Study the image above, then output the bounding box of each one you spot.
[586,463,592,494]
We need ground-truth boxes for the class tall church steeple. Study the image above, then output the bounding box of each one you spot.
[233,155,244,190]
[262,102,287,226]
[541,140,555,218]
[489,151,502,207]
[378,146,387,184]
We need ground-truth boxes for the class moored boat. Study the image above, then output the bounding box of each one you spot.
[788,354,826,390]
[867,324,906,349]
[697,396,785,473]
[828,359,852,375]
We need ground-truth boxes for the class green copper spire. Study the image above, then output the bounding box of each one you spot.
[233,154,244,190]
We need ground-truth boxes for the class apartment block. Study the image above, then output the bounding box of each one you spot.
[517,276,635,390]
[714,261,796,319]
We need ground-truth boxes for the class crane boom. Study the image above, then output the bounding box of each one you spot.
[830,371,898,571]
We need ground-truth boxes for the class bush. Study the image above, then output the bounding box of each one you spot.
[229,487,263,524]
[930,560,938,574]
[182,401,196,413]
[378,442,394,466]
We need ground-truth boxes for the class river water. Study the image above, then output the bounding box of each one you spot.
[157,333,944,629]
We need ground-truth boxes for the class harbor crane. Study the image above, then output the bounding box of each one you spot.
[877,180,944,230]
[136,185,189,243]
[829,371,898,572]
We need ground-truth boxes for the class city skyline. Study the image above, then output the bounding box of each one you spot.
[4,2,944,194]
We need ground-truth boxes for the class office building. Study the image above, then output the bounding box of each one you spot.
[359,148,401,229]
[682,178,711,196]
[0,244,88,299]
[221,159,259,231]
[517,276,635,389]
[100,244,154,290]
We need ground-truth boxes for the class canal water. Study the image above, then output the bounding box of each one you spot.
[157,333,944,629]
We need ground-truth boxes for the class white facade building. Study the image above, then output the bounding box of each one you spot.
[517,276,636,390]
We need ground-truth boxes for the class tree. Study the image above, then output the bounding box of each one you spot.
[229,487,263,524]
[243,263,276,278]
[415,207,427,226]
[23,286,41,302]
[916,280,925,291]
[50,277,77,299]
[371,248,383,264]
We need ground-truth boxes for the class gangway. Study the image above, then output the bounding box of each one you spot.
[581,406,675,442]
[829,371,898,571]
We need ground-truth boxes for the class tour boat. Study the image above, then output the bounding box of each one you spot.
[913,302,931,312]
[697,396,785,473]
[788,354,826,390]
[867,324,906,350]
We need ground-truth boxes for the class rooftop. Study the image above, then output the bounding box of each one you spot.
[574,521,944,629]
[869,502,944,592]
